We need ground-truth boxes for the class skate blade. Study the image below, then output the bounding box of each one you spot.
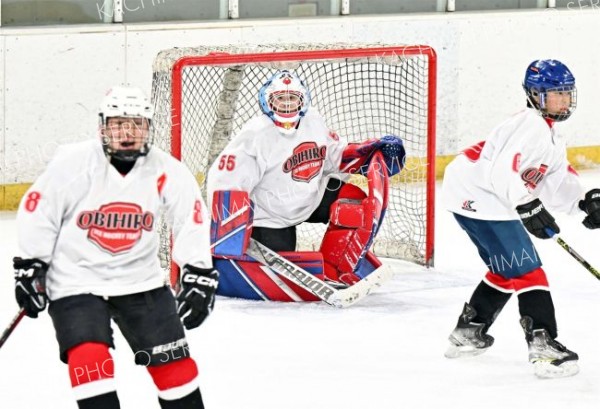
[533,360,579,379]
[444,343,490,359]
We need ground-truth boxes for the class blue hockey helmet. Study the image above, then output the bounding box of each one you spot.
[259,70,311,135]
[523,59,576,122]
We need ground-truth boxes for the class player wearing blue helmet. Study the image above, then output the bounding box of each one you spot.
[441,60,600,379]
[523,59,577,122]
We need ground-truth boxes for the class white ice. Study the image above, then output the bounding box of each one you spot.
[1,170,599,409]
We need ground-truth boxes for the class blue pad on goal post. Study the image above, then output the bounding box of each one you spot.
[211,190,253,258]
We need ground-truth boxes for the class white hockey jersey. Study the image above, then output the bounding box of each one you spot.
[17,139,212,301]
[207,109,347,228]
[442,108,584,220]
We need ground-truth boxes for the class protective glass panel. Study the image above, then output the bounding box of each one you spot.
[238,0,333,18]
[123,0,221,22]
[455,0,542,11]
[350,0,443,14]
[1,0,102,26]
[554,0,598,8]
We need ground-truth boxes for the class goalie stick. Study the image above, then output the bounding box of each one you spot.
[0,309,26,350]
[545,228,600,280]
[245,238,393,307]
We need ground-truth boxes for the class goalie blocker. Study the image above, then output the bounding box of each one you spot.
[210,152,389,302]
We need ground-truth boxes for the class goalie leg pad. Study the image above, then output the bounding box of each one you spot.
[67,342,117,402]
[320,183,384,284]
[211,190,253,257]
[215,253,324,302]
[147,357,199,401]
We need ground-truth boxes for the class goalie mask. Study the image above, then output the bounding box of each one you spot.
[99,86,153,162]
[523,59,576,122]
[259,70,311,135]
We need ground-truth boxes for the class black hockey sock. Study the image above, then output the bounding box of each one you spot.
[159,388,205,409]
[518,290,558,339]
[468,280,512,327]
[77,391,120,409]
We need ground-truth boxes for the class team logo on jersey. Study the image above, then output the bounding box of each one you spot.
[521,164,548,190]
[462,200,476,212]
[282,142,327,182]
[77,202,154,254]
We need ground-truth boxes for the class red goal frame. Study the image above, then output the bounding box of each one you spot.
[167,45,437,266]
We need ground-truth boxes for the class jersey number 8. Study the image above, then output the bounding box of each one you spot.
[25,191,41,212]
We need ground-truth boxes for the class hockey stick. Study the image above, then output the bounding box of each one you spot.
[245,238,393,308]
[0,309,26,350]
[545,228,600,280]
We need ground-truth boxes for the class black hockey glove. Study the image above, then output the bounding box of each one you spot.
[176,265,219,330]
[579,189,600,229]
[516,199,560,239]
[13,257,49,318]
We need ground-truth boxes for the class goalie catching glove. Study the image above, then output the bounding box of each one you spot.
[340,135,405,176]
[516,198,560,239]
[13,257,49,318]
[176,264,219,330]
[579,189,600,229]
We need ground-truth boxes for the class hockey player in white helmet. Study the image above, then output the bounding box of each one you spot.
[13,86,216,409]
[99,86,153,162]
[442,60,600,378]
[207,70,406,301]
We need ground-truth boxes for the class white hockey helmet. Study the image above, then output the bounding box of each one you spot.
[99,86,153,161]
[259,70,311,135]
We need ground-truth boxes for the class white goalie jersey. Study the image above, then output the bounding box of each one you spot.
[207,109,348,228]
[442,108,584,220]
[16,139,212,301]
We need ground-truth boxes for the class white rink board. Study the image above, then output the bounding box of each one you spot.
[3,29,126,182]
[1,9,600,183]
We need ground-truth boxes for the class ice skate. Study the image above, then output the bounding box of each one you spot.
[520,316,579,379]
[445,303,494,359]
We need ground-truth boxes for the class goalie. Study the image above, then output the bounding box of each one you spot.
[206,70,405,302]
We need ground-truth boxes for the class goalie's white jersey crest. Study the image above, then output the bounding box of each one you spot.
[282,142,327,182]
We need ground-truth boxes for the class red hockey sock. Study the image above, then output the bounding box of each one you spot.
[147,357,199,401]
[512,267,549,294]
[67,342,116,403]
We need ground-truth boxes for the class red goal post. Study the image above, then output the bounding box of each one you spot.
[151,44,436,269]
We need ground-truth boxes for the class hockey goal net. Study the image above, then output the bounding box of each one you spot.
[151,44,436,270]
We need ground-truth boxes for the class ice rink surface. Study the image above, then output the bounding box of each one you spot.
[1,170,599,409]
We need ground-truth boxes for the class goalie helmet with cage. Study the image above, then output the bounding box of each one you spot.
[99,86,154,161]
[523,59,576,122]
[259,70,311,135]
